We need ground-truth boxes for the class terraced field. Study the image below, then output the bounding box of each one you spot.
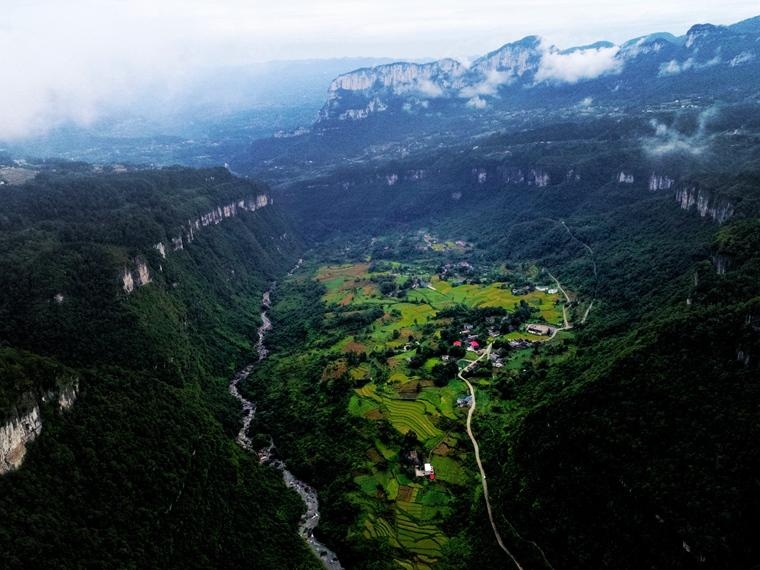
[427,276,563,324]
[383,399,442,441]
[395,509,448,557]
[362,507,448,564]
[312,260,570,568]
[351,385,443,441]
[316,263,381,304]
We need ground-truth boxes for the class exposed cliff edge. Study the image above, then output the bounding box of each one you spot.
[316,20,760,123]
[675,185,735,223]
[124,194,272,294]
[0,406,41,474]
[170,194,272,253]
[122,256,152,293]
[650,173,675,191]
[0,380,79,475]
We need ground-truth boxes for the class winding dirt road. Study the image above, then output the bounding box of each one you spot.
[459,346,526,569]
[559,220,598,325]
[460,346,556,569]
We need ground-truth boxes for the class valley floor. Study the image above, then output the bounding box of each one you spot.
[243,238,585,568]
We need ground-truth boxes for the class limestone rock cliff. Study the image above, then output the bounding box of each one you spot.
[618,172,635,184]
[675,185,735,223]
[317,37,544,122]
[649,174,675,191]
[124,194,272,294]
[0,379,79,475]
[0,406,42,473]
[122,257,152,294]
[315,20,759,123]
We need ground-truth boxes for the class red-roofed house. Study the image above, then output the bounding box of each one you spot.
[470,341,480,349]
[453,340,462,347]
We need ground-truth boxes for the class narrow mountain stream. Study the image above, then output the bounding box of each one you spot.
[229,286,343,570]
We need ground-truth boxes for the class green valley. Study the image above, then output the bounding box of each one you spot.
[242,240,579,569]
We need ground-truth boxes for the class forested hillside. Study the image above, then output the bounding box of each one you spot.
[0,167,319,568]
[253,109,760,568]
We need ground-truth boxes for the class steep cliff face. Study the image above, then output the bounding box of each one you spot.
[675,185,735,223]
[712,255,730,275]
[317,37,546,122]
[470,36,543,80]
[316,19,760,124]
[618,172,635,184]
[649,173,675,191]
[0,379,79,475]
[125,194,272,294]
[171,194,272,252]
[0,406,42,474]
[320,59,467,121]
[122,257,152,293]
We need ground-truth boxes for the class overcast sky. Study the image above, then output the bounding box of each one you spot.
[2,0,759,139]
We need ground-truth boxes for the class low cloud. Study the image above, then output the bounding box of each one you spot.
[459,70,515,98]
[535,44,622,84]
[658,55,720,76]
[414,79,445,98]
[466,96,487,109]
[729,51,755,67]
[643,106,720,156]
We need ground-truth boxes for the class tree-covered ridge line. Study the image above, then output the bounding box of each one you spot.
[0,167,321,568]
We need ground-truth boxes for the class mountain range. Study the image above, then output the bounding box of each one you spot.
[318,17,760,124]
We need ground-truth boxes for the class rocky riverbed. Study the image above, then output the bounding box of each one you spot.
[228,284,343,570]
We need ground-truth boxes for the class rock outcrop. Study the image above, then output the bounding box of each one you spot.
[712,254,730,275]
[649,174,675,191]
[1,380,79,475]
[123,194,272,294]
[618,172,635,184]
[173,194,272,251]
[122,257,152,294]
[675,185,735,223]
[0,406,42,474]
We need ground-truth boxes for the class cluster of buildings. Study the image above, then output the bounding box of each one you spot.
[407,451,436,480]
[526,323,556,336]
[437,260,475,280]
[452,339,480,351]
[512,284,558,296]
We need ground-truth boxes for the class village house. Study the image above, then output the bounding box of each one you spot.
[526,323,556,336]
[511,285,533,295]
[457,395,473,407]
[413,458,436,480]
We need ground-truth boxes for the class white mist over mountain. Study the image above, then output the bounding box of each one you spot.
[2,0,759,139]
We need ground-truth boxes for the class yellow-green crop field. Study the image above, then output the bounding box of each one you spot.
[313,260,570,568]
